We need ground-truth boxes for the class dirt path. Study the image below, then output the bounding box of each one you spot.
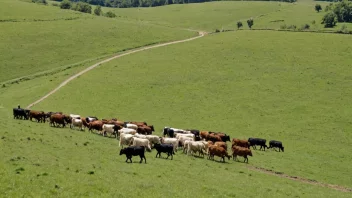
[248,166,352,193]
[26,31,207,109]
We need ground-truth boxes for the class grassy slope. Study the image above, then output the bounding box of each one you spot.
[32,31,352,189]
[106,1,352,31]
[0,0,194,83]
[0,59,350,197]
[104,2,284,31]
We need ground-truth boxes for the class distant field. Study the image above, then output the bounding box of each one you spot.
[105,1,352,31]
[104,2,285,31]
[0,0,194,82]
[32,31,352,189]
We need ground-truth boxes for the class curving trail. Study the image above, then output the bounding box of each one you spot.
[26,31,207,109]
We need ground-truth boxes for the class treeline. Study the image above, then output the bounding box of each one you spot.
[54,0,296,8]
[321,0,352,27]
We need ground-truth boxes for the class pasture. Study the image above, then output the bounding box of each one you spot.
[30,30,352,190]
[1,0,352,197]
[105,1,351,31]
[0,0,195,83]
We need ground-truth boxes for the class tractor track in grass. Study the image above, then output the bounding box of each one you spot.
[26,31,207,109]
[248,166,352,193]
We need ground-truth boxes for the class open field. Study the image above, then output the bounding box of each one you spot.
[0,0,195,83]
[30,30,352,190]
[2,0,352,196]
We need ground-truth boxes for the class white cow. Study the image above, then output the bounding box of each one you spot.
[183,139,193,153]
[178,136,194,147]
[102,124,118,137]
[131,137,151,151]
[119,133,134,148]
[135,133,147,139]
[70,118,83,131]
[69,114,81,119]
[187,141,207,157]
[118,128,136,138]
[126,123,138,130]
[161,137,179,152]
[146,135,161,146]
[176,133,195,140]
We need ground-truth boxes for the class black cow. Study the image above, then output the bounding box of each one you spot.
[154,144,175,160]
[248,138,268,151]
[119,146,147,163]
[13,108,28,120]
[163,127,174,137]
[186,129,201,141]
[269,140,284,152]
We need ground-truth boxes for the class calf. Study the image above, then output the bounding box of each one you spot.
[248,138,268,151]
[70,118,83,131]
[154,144,175,160]
[232,146,253,163]
[119,146,146,163]
[88,120,104,133]
[268,140,284,152]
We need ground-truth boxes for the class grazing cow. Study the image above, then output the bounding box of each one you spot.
[154,144,175,160]
[119,133,134,148]
[248,138,268,151]
[125,123,138,130]
[206,133,222,143]
[208,145,231,163]
[102,124,122,138]
[160,137,179,152]
[70,118,83,131]
[13,108,28,120]
[268,140,284,152]
[50,114,69,127]
[232,146,253,163]
[29,110,46,123]
[214,141,228,150]
[119,146,146,163]
[88,120,104,133]
[232,138,250,148]
[137,125,155,135]
[187,141,207,157]
[130,137,151,152]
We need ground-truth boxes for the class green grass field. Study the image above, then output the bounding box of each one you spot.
[1,0,352,197]
[0,0,195,83]
[29,30,352,189]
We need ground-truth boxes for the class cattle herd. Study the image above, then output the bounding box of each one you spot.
[13,106,285,164]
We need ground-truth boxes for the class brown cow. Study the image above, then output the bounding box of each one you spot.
[50,114,69,127]
[200,131,209,140]
[214,141,228,150]
[81,117,89,129]
[29,110,46,123]
[232,138,250,148]
[137,125,155,135]
[208,145,231,162]
[129,121,148,127]
[206,133,222,143]
[232,146,253,163]
[88,120,104,133]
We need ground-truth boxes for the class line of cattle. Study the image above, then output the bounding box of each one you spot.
[13,107,285,164]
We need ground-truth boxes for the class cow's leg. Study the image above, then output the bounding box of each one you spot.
[155,152,159,158]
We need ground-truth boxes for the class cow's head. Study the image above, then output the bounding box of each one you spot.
[225,135,230,142]
[119,149,126,155]
[149,125,155,132]
[281,147,285,152]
